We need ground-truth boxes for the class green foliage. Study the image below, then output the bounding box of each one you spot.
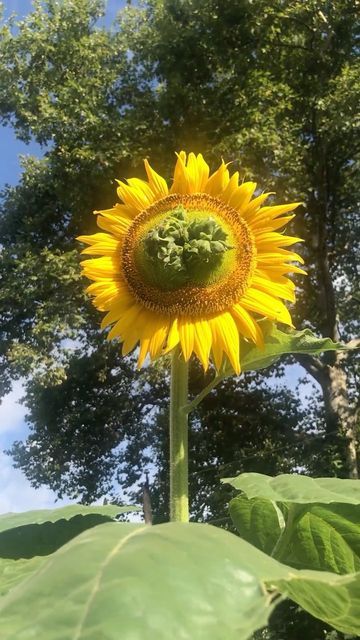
[230,495,360,575]
[223,472,360,504]
[0,505,139,596]
[0,556,46,597]
[0,504,139,534]
[0,521,273,640]
[227,473,360,633]
[229,496,283,555]
[1,512,360,638]
[277,503,360,574]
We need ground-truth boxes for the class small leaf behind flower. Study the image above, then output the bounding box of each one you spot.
[229,323,348,374]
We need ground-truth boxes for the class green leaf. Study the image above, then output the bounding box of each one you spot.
[0,557,46,597]
[1,522,360,638]
[0,506,138,596]
[229,495,283,554]
[0,506,141,585]
[275,503,360,574]
[272,571,360,636]
[226,474,360,593]
[0,504,139,534]
[0,522,275,640]
[233,324,346,373]
[222,472,360,504]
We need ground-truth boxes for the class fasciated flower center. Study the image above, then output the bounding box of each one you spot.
[141,205,234,290]
[121,193,256,316]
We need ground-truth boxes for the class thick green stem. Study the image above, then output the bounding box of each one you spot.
[169,347,189,522]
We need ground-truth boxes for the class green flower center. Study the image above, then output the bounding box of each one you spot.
[121,193,256,316]
[138,206,234,290]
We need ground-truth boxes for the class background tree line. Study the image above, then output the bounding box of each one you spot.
[0,1,359,637]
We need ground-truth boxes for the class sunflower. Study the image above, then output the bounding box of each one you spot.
[78,152,304,374]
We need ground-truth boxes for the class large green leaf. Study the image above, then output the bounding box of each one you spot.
[230,497,360,575]
[0,514,120,560]
[222,472,360,504]
[229,495,283,555]
[0,522,359,638]
[274,503,360,574]
[0,504,139,534]
[0,522,274,640]
[271,571,360,636]
[233,324,346,373]
[0,504,141,592]
[226,474,360,587]
[272,571,360,636]
[0,557,46,597]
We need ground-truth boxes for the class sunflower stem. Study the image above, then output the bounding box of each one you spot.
[169,347,189,522]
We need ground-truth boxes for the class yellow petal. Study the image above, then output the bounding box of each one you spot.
[257,250,305,265]
[134,309,170,361]
[116,180,152,212]
[138,338,151,368]
[231,304,264,347]
[241,288,293,326]
[149,318,169,359]
[209,313,240,374]
[228,181,257,212]
[251,214,295,232]
[186,152,210,192]
[193,319,212,370]
[254,268,295,285]
[86,279,126,311]
[86,280,121,296]
[144,159,169,199]
[254,202,302,219]
[219,171,239,202]
[255,232,304,248]
[122,329,140,356]
[100,294,134,329]
[209,318,223,371]
[204,160,230,196]
[96,216,127,238]
[96,206,133,233]
[94,204,135,222]
[178,319,195,361]
[242,193,274,221]
[261,264,307,276]
[170,151,189,194]
[80,256,119,280]
[93,289,126,312]
[107,304,142,341]
[78,234,121,257]
[126,177,157,203]
[251,274,296,303]
[166,318,180,353]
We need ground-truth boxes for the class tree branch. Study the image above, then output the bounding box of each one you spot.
[295,353,326,385]
[183,372,226,414]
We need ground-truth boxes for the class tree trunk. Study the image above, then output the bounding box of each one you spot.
[321,355,359,478]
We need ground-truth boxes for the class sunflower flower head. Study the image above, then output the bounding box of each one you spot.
[78,152,304,374]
